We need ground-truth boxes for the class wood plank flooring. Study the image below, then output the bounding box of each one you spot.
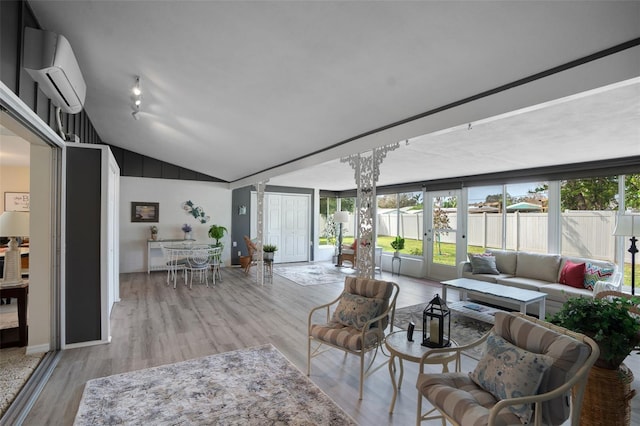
[22,264,640,425]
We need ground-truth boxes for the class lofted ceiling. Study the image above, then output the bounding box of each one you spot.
[22,1,640,190]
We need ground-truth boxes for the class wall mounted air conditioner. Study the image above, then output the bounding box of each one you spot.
[23,27,87,114]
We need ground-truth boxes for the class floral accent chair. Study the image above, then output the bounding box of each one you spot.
[416,312,599,426]
[307,276,399,399]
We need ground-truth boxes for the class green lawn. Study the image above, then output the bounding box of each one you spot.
[322,237,638,286]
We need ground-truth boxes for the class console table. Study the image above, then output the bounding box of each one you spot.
[0,282,28,348]
[147,239,195,273]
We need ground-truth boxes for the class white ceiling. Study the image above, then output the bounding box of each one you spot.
[16,1,640,190]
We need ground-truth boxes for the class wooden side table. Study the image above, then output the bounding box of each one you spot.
[385,330,458,413]
[0,282,28,348]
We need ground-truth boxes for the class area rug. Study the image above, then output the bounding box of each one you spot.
[393,304,492,360]
[274,263,356,286]
[74,344,356,426]
[0,347,45,417]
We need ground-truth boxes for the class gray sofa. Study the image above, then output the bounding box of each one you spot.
[458,249,620,315]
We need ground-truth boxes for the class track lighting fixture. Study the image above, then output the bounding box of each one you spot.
[133,76,142,96]
[132,75,142,120]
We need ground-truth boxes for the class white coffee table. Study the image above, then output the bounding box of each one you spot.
[441,278,547,322]
[385,330,458,413]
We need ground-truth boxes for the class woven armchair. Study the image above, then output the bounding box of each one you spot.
[416,312,599,426]
[307,276,399,399]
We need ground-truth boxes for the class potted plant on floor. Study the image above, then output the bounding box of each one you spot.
[548,296,640,369]
[208,224,228,250]
[263,244,278,261]
[548,295,640,425]
[391,236,405,258]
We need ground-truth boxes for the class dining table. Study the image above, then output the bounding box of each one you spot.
[163,243,220,288]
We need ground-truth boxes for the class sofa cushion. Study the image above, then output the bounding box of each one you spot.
[461,271,503,283]
[558,260,585,288]
[583,262,614,290]
[487,249,517,275]
[538,283,593,303]
[469,254,499,275]
[516,252,561,283]
[496,276,549,292]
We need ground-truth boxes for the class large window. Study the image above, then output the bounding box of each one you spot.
[560,174,640,287]
[320,196,355,247]
[377,192,422,255]
[467,182,548,253]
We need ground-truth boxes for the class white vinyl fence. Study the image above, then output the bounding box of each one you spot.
[321,210,620,262]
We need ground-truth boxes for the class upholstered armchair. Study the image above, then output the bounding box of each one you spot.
[307,276,399,399]
[337,240,357,267]
[416,312,599,426]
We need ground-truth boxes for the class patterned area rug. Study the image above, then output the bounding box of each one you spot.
[74,344,356,426]
[0,347,45,417]
[393,304,492,360]
[274,263,356,286]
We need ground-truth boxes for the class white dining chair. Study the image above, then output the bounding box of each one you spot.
[185,246,213,288]
[209,246,223,285]
[161,244,187,289]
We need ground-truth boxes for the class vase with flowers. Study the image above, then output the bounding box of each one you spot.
[150,225,158,240]
[181,223,193,240]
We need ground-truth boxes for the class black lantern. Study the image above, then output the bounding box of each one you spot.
[422,294,451,348]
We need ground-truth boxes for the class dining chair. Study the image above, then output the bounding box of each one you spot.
[161,244,187,289]
[185,246,213,288]
[209,246,223,285]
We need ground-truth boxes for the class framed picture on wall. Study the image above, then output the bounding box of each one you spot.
[4,192,30,212]
[131,202,159,222]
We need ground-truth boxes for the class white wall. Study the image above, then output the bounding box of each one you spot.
[119,176,232,273]
[0,165,29,211]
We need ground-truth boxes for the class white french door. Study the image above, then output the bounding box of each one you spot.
[424,189,466,280]
[251,192,310,263]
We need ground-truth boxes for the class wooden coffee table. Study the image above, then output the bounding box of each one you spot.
[441,278,547,323]
[385,330,458,413]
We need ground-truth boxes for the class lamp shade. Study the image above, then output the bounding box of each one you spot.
[613,214,639,237]
[0,211,30,237]
[333,211,350,223]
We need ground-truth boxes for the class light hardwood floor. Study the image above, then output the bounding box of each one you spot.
[23,264,640,425]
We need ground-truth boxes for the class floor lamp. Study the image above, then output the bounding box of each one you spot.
[0,211,30,285]
[614,214,638,295]
[333,211,349,266]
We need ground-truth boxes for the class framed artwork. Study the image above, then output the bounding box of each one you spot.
[131,202,159,222]
[4,192,30,212]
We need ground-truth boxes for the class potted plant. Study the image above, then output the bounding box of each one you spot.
[390,236,405,258]
[150,225,158,240]
[548,296,640,369]
[263,244,278,261]
[208,224,228,249]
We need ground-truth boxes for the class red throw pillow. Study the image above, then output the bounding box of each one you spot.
[350,240,358,250]
[559,261,586,288]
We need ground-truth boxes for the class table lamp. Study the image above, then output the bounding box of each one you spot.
[613,214,638,295]
[0,211,30,284]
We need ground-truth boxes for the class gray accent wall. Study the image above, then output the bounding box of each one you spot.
[231,185,315,265]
